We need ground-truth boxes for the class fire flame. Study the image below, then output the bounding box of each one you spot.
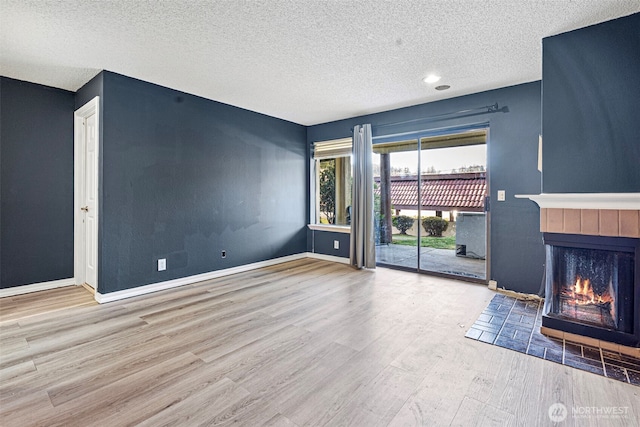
[560,275,617,329]
[572,276,613,305]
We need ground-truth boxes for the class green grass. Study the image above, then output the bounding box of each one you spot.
[391,234,456,250]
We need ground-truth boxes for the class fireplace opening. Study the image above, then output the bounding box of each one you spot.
[550,245,632,331]
[542,233,639,347]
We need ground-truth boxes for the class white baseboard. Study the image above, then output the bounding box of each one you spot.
[306,252,350,265]
[1,253,349,303]
[0,278,76,298]
[96,252,340,304]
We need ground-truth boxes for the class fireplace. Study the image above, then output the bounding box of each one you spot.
[542,233,640,347]
[515,193,640,349]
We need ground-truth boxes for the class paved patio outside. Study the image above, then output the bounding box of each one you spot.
[376,243,486,279]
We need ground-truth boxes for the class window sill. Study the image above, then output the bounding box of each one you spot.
[307,224,351,234]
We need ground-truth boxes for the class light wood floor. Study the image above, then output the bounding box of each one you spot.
[1,259,638,426]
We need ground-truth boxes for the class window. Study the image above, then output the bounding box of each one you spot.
[313,138,352,226]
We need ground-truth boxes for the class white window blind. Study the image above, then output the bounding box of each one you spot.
[313,138,352,160]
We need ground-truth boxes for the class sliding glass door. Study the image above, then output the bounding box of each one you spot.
[373,129,488,281]
[418,143,487,280]
[373,142,419,270]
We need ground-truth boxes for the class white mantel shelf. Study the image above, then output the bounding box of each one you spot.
[515,193,640,210]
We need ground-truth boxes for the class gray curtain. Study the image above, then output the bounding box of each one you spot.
[350,124,376,269]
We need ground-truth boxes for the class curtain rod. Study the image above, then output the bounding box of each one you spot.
[372,103,502,130]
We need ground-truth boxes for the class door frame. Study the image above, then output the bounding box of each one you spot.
[74,96,100,292]
[373,123,490,283]
[484,127,492,282]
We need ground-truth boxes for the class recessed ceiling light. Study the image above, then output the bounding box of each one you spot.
[423,74,441,84]
[435,85,450,91]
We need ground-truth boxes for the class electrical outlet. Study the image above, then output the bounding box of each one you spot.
[497,190,506,201]
[334,240,340,250]
[221,250,227,258]
[158,258,166,271]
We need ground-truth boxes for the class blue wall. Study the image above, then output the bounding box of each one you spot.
[310,230,350,258]
[93,72,307,294]
[308,82,545,294]
[542,12,640,193]
[2,72,307,295]
[0,77,75,288]
[75,72,104,110]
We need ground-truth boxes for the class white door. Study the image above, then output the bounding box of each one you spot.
[82,112,98,288]
[75,97,99,292]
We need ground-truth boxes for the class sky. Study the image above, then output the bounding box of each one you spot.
[372,144,487,174]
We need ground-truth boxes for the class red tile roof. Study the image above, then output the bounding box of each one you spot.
[374,172,486,211]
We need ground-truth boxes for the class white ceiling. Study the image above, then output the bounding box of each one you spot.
[1,1,639,126]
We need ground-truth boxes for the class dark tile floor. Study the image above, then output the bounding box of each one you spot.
[466,293,640,386]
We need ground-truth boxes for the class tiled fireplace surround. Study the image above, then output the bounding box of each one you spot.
[540,208,639,238]
[520,193,640,358]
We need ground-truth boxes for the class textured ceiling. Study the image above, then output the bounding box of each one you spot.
[1,1,639,125]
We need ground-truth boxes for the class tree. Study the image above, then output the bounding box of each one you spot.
[393,215,414,235]
[373,182,383,244]
[319,159,336,224]
[424,165,438,174]
[422,216,449,237]
[379,153,393,244]
[455,164,485,173]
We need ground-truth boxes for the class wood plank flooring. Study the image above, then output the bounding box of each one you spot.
[1,259,638,426]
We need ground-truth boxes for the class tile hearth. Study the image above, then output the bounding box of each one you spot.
[466,294,640,386]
